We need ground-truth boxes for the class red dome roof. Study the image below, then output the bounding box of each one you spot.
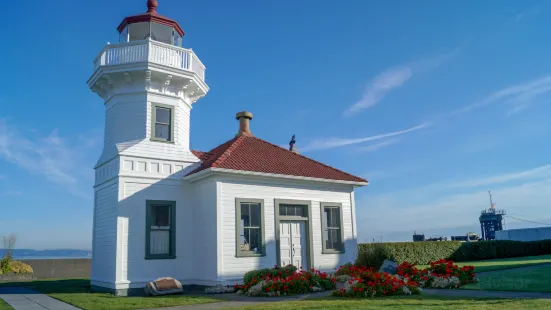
[117,0,185,36]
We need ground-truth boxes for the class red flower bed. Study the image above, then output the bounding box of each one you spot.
[236,265,335,297]
[331,265,420,297]
[395,259,477,289]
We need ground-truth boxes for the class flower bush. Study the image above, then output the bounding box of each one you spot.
[332,259,476,298]
[331,265,421,298]
[395,259,477,289]
[236,265,335,297]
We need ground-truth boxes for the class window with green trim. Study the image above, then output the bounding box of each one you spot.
[151,104,174,142]
[321,203,344,253]
[146,200,176,259]
[236,199,265,257]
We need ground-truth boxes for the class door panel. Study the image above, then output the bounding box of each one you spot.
[280,221,308,270]
[279,222,292,267]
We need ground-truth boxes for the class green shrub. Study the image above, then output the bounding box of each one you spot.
[357,239,551,265]
[355,242,388,269]
[0,257,12,274]
[243,265,297,284]
[10,261,33,274]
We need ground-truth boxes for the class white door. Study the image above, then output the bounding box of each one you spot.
[280,221,307,270]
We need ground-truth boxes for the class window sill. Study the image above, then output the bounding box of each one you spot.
[150,138,175,144]
[236,253,266,258]
[321,250,345,255]
[145,255,177,260]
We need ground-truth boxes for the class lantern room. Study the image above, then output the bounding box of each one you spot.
[117,0,185,46]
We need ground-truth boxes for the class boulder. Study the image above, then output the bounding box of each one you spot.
[378,259,399,275]
[144,277,183,296]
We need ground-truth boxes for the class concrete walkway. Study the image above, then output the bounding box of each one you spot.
[0,287,80,310]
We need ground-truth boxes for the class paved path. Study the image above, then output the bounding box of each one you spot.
[0,287,80,310]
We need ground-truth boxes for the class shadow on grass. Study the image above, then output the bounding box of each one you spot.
[0,279,91,294]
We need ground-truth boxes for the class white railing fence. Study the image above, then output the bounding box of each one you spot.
[93,39,205,81]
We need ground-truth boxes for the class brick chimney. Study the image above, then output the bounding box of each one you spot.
[235,111,253,137]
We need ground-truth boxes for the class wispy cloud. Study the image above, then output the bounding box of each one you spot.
[515,6,540,22]
[302,123,428,152]
[357,164,551,241]
[0,119,100,199]
[355,139,399,153]
[344,49,459,117]
[445,164,551,189]
[448,75,551,117]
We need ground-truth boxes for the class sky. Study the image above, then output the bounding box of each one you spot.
[1,0,551,249]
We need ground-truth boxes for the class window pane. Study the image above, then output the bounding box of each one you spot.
[331,208,340,227]
[156,107,171,124]
[241,204,250,227]
[246,228,261,253]
[150,230,170,254]
[324,208,331,228]
[250,204,261,227]
[279,206,287,216]
[294,206,305,217]
[325,229,340,250]
[155,124,170,140]
[153,205,170,227]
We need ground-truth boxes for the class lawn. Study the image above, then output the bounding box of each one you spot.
[462,265,551,293]
[232,296,551,310]
[0,279,220,310]
[419,254,551,273]
[0,299,12,310]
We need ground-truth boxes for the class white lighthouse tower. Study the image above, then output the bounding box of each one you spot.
[87,0,208,295]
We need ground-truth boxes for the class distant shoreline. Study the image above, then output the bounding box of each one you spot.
[14,256,92,260]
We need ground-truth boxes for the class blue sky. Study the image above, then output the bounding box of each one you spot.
[2,0,551,249]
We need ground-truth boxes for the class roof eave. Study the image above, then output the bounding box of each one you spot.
[183,167,369,187]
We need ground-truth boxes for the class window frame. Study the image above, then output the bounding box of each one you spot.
[320,202,345,254]
[150,103,175,143]
[235,198,266,257]
[145,200,176,260]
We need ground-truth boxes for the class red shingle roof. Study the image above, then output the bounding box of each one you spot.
[187,135,368,184]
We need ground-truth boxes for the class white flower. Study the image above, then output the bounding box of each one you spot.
[401,285,412,295]
[312,286,324,292]
[204,285,236,294]
[430,276,460,289]
[246,280,266,296]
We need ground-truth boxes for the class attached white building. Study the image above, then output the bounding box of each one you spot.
[88,0,368,296]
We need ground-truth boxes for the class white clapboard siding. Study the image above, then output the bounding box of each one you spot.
[91,183,118,283]
[217,177,357,281]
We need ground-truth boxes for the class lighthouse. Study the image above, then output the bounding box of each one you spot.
[87,1,208,295]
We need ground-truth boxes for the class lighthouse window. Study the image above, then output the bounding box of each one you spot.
[151,104,174,142]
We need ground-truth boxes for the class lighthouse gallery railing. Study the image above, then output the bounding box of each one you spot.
[93,39,205,81]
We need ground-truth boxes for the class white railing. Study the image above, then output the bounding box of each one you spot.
[93,39,206,81]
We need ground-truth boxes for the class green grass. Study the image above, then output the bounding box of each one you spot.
[0,299,13,310]
[232,296,551,310]
[462,265,551,293]
[419,254,551,273]
[0,279,220,310]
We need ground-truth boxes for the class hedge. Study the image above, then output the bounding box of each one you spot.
[357,239,551,266]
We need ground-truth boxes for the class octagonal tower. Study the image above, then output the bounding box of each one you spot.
[88,0,208,168]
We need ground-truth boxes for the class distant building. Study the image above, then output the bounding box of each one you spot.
[479,208,506,240]
[496,227,551,242]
